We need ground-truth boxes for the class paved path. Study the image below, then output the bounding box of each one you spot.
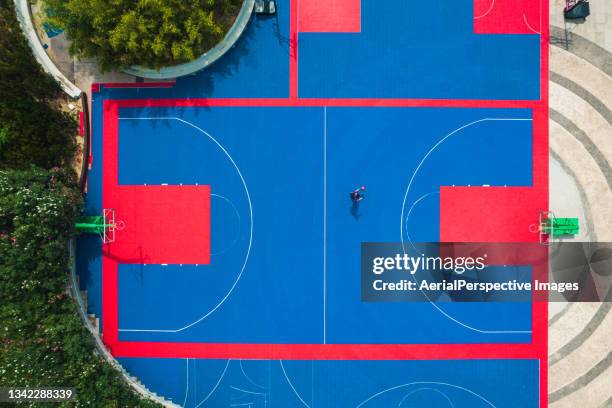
[548,4,612,403]
[550,0,612,54]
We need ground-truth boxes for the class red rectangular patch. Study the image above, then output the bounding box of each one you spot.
[474,0,542,34]
[104,185,211,265]
[299,0,361,33]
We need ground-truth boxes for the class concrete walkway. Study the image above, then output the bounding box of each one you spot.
[548,2,612,403]
[550,0,612,53]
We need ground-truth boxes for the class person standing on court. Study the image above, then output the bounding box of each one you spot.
[350,186,366,202]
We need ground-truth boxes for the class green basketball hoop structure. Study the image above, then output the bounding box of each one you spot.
[536,211,579,245]
[75,209,124,243]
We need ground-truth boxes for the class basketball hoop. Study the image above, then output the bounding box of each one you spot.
[538,211,554,246]
[101,209,126,243]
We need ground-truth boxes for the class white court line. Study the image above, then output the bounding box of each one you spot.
[474,0,495,19]
[194,360,232,408]
[476,0,542,35]
[355,381,498,408]
[399,117,533,335]
[323,106,327,345]
[182,358,189,407]
[397,387,455,408]
[117,117,253,333]
[230,386,266,397]
[210,193,242,256]
[523,13,540,34]
[403,191,440,251]
[280,361,311,408]
[239,360,268,390]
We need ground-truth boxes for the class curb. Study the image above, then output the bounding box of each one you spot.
[13,0,81,98]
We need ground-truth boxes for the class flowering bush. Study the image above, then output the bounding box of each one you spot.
[0,168,159,407]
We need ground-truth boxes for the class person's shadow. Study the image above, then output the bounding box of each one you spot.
[350,200,361,220]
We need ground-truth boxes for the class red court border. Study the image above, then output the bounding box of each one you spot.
[98,0,549,404]
[101,97,548,385]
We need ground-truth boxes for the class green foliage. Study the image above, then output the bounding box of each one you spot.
[45,0,242,71]
[0,168,160,407]
[0,3,161,405]
[0,1,76,169]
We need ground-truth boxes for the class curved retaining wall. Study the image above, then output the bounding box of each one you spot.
[68,240,179,408]
[124,0,255,79]
[13,0,82,98]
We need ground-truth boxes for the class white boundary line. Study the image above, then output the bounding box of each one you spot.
[399,117,533,335]
[323,106,327,344]
[116,117,253,333]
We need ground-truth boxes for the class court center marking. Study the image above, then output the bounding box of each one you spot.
[399,117,533,335]
[116,117,253,333]
[280,360,312,408]
[355,382,498,408]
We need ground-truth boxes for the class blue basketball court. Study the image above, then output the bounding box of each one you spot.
[76,0,549,405]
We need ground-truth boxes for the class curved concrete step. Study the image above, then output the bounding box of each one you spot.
[548,117,612,241]
[550,83,612,185]
[551,46,612,110]
[549,304,612,391]
[548,30,612,407]
[548,300,600,355]
[550,358,612,408]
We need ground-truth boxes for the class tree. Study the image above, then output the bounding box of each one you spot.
[0,167,160,407]
[45,0,242,71]
[0,1,76,170]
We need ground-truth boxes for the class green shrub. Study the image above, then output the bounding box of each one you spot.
[0,167,160,407]
[45,0,243,71]
[0,0,76,170]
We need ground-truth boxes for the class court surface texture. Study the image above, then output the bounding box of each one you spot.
[77,0,550,406]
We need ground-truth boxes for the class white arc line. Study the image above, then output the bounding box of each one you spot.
[523,13,540,34]
[474,0,495,19]
[194,360,231,408]
[397,387,455,408]
[117,117,253,333]
[400,117,533,335]
[356,381,498,408]
[182,358,189,407]
[280,361,311,408]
